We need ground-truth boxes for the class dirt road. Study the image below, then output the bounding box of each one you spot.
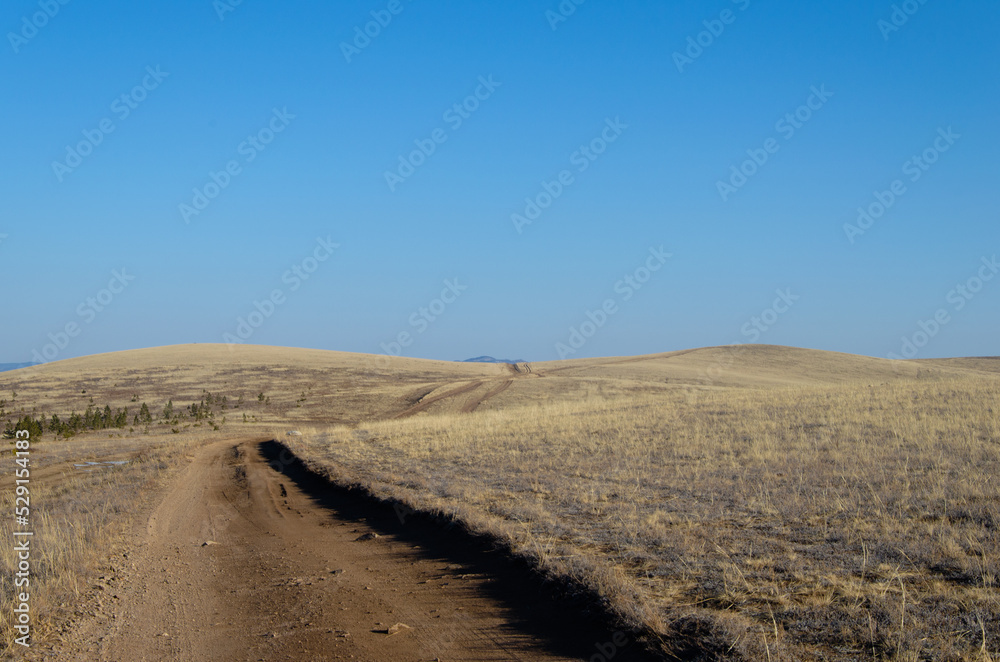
[461,380,513,413]
[392,381,486,419]
[49,439,647,661]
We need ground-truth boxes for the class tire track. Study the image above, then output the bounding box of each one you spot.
[538,348,701,375]
[53,439,653,661]
[461,379,513,413]
[391,381,484,419]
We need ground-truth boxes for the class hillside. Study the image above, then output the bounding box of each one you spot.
[3,343,998,660]
[3,344,997,433]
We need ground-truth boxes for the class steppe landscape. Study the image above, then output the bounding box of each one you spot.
[2,344,997,660]
[8,2,998,659]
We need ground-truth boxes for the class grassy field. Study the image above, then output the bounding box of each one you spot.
[0,346,503,656]
[0,344,501,431]
[288,378,1000,660]
[2,344,998,660]
[0,436,193,656]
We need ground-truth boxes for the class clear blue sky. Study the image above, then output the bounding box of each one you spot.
[2,0,998,363]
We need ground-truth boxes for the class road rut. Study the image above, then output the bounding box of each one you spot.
[51,439,647,661]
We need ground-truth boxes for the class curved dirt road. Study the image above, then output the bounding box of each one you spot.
[461,380,513,413]
[51,439,643,661]
[391,381,485,419]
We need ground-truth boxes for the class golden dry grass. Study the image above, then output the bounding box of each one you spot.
[288,378,1000,660]
[0,437,193,656]
[2,343,998,659]
[0,344,504,431]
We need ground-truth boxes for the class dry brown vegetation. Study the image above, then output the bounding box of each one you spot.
[2,343,998,660]
[0,344,501,431]
[0,437,193,656]
[285,358,1000,660]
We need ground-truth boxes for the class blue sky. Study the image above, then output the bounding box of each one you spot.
[2,0,998,363]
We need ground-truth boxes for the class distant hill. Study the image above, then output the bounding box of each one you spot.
[1,343,996,429]
[0,363,36,373]
[531,344,1000,386]
[462,356,526,364]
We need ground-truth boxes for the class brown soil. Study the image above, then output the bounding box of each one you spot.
[43,439,651,661]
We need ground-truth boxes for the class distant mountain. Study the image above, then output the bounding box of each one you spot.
[0,363,37,373]
[462,356,526,364]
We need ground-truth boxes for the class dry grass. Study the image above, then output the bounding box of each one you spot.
[0,344,502,428]
[0,437,192,656]
[3,344,998,659]
[289,378,1000,660]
